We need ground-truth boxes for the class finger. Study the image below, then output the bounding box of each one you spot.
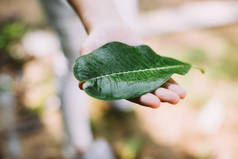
[80,42,95,55]
[140,93,161,108]
[162,79,186,99]
[163,83,186,99]
[128,93,160,108]
[154,88,180,105]
[80,37,101,55]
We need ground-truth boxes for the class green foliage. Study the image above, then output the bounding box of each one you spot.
[0,22,25,51]
[216,51,238,80]
[28,106,44,116]
[120,138,142,159]
[184,48,208,64]
[73,42,191,100]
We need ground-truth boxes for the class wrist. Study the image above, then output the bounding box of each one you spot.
[88,21,128,33]
[87,16,127,33]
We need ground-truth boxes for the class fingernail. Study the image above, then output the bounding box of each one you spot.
[140,93,160,108]
[155,88,180,104]
[168,84,186,99]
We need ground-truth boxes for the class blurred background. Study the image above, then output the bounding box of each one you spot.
[1,0,238,159]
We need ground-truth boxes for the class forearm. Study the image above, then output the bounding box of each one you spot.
[67,0,124,33]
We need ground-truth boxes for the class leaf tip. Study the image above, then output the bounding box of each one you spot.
[192,64,205,74]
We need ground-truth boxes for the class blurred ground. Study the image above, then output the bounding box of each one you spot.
[0,0,238,159]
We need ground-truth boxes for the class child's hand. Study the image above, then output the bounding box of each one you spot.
[79,24,186,108]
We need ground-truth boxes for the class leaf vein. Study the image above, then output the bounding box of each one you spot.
[90,65,186,80]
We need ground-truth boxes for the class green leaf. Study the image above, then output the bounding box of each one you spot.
[73,42,191,100]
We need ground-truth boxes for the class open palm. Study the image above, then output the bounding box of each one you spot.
[79,24,186,108]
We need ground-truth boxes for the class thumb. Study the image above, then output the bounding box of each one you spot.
[80,37,104,55]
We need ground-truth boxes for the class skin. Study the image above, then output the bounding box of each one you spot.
[67,0,186,108]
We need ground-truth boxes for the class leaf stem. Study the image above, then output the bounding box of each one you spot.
[192,64,205,74]
[78,81,85,90]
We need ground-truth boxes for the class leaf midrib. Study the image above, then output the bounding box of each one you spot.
[89,65,187,80]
